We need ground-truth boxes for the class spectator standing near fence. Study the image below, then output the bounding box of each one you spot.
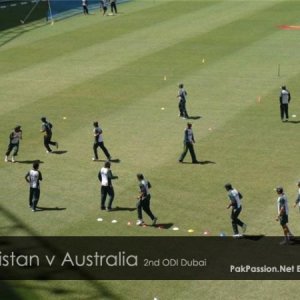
[82,0,89,15]
[110,0,117,14]
[100,0,108,15]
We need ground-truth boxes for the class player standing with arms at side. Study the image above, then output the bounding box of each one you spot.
[276,187,294,245]
[279,85,291,122]
[25,162,43,212]
[98,161,118,211]
[177,83,189,119]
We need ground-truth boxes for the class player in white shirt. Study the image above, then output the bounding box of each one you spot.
[98,161,117,211]
[82,0,89,15]
[25,162,43,212]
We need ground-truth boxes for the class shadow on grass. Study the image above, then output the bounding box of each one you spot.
[0,204,121,299]
[93,158,121,163]
[17,160,44,164]
[187,115,201,120]
[0,21,48,48]
[51,150,68,155]
[113,206,136,212]
[287,237,300,245]
[0,282,23,300]
[287,120,300,124]
[199,160,216,165]
[153,223,174,229]
[243,234,265,241]
[180,160,216,165]
[35,206,66,212]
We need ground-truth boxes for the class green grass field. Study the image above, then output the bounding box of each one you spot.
[1,0,300,299]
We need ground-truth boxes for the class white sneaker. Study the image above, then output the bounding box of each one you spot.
[92,157,98,161]
[233,233,243,238]
[4,156,8,162]
[136,220,144,226]
[242,224,247,233]
[11,157,15,163]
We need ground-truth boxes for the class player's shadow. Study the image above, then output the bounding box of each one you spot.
[35,207,66,212]
[112,206,136,212]
[287,121,300,124]
[153,223,174,229]
[187,116,201,120]
[286,237,300,245]
[97,159,121,163]
[180,160,215,165]
[17,160,44,164]
[0,22,47,48]
[199,160,216,165]
[243,234,265,241]
[51,150,68,155]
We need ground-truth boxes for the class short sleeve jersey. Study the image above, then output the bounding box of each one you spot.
[10,131,22,144]
[27,169,42,189]
[228,189,241,209]
[184,128,194,143]
[41,122,52,136]
[277,194,289,215]
[99,167,112,186]
[139,180,150,199]
[280,89,290,104]
[94,126,103,143]
[178,88,187,101]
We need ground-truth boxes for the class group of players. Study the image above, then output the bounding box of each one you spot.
[3,117,157,225]
[3,83,298,239]
[82,0,118,16]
